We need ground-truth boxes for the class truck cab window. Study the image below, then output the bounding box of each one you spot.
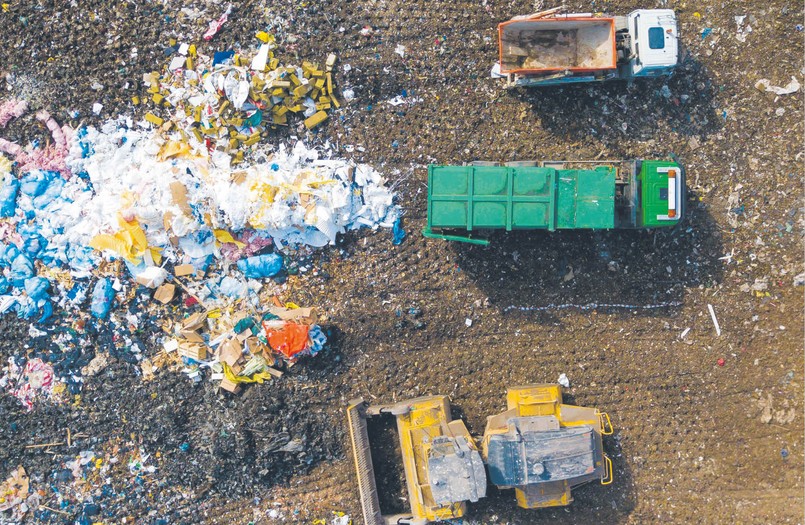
[648,27,665,49]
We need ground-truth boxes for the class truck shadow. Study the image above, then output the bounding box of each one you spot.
[511,52,721,144]
[453,191,724,317]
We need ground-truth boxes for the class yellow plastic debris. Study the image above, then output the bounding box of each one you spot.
[222,362,273,384]
[0,155,12,177]
[214,229,246,248]
[157,140,192,161]
[293,84,311,98]
[144,113,164,126]
[89,214,150,263]
[304,111,328,129]
[256,31,275,44]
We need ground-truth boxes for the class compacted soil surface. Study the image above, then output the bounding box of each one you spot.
[0,0,802,523]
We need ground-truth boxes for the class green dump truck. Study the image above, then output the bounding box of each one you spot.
[423,159,684,245]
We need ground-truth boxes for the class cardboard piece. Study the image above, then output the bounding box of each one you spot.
[218,338,243,367]
[174,264,195,277]
[154,283,176,304]
[219,377,242,394]
[182,312,207,331]
[180,329,205,343]
[268,306,317,324]
[170,181,194,217]
[179,343,207,361]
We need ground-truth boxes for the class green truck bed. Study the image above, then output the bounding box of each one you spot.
[425,165,615,239]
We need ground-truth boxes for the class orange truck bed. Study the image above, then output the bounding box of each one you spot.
[498,17,616,75]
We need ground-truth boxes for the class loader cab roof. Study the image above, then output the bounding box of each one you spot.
[486,421,601,486]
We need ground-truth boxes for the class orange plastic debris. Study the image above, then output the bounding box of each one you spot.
[264,322,309,359]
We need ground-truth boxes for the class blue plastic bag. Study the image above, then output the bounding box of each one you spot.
[0,177,19,217]
[236,253,283,278]
[90,278,115,320]
[9,254,34,285]
[392,218,406,245]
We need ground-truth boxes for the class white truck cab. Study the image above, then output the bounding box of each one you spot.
[627,9,679,77]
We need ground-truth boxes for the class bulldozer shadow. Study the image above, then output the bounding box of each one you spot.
[510,51,721,145]
[453,192,724,318]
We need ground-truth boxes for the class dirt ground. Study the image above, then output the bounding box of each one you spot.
[0,0,803,524]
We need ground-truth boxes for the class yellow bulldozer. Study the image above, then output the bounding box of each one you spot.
[347,384,613,524]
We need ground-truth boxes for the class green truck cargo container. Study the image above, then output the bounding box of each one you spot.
[424,159,684,245]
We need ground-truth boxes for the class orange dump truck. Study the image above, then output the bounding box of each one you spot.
[493,9,679,87]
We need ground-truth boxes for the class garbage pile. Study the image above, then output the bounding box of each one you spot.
[0,78,397,405]
[144,304,325,393]
[0,101,399,327]
[138,34,340,164]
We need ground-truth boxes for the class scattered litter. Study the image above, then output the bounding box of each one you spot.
[707,304,721,336]
[394,44,406,58]
[155,303,327,392]
[464,318,472,327]
[1,357,61,411]
[557,373,570,388]
[754,77,801,95]
[734,15,752,42]
[504,301,682,312]
[0,466,29,521]
[717,357,725,367]
[202,4,232,41]
[679,327,691,339]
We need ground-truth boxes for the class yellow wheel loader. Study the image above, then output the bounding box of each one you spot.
[346,396,487,525]
[482,384,614,509]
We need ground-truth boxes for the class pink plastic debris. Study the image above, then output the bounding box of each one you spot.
[203,4,232,41]
[218,230,273,261]
[1,111,75,177]
[36,110,68,149]
[5,358,56,411]
[0,137,22,156]
[0,99,28,128]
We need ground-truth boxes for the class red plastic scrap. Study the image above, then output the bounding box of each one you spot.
[264,322,309,360]
[203,4,232,41]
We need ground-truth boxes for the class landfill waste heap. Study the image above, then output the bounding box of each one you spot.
[0,37,401,408]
